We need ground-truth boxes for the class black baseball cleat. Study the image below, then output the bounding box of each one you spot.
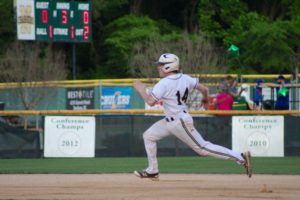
[242,151,253,178]
[134,170,159,180]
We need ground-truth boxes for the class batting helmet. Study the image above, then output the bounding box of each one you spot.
[155,53,179,73]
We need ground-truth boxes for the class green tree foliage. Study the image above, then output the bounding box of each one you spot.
[198,0,300,73]
[0,0,15,55]
[241,21,294,73]
[1,0,299,78]
[198,0,248,41]
[129,32,226,78]
[103,15,160,77]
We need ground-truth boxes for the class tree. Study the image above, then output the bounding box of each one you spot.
[242,21,294,73]
[198,0,300,73]
[198,0,248,41]
[102,14,160,78]
[224,12,300,73]
[129,32,226,78]
[0,0,15,55]
[0,41,68,111]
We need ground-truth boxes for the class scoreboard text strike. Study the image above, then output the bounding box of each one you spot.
[17,0,92,42]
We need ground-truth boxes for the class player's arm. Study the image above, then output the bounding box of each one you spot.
[133,80,157,106]
[195,83,209,107]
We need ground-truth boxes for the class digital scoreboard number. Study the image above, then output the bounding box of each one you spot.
[17,0,92,42]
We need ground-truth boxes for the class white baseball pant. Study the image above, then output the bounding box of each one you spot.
[143,112,245,174]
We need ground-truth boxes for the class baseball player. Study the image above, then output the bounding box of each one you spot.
[133,53,252,180]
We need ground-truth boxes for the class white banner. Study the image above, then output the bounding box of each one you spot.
[16,0,35,40]
[232,116,284,157]
[44,116,95,157]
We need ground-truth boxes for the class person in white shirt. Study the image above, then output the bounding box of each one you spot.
[239,84,256,110]
[133,53,252,180]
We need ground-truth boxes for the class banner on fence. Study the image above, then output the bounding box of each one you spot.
[44,116,95,157]
[66,87,95,110]
[232,116,284,157]
[100,87,132,109]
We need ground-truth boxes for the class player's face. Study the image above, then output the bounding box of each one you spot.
[277,79,284,84]
[157,65,167,78]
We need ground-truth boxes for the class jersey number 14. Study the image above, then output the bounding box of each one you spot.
[176,88,189,105]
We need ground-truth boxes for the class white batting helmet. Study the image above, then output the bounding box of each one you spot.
[155,53,179,73]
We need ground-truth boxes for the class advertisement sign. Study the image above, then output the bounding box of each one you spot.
[44,116,95,157]
[66,87,94,110]
[232,116,284,157]
[17,0,35,40]
[101,87,132,109]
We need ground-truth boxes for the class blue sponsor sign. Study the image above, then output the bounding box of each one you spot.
[101,87,132,109]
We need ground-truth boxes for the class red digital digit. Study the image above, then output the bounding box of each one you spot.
[83,26,89,40]
[71,26,75,39]
[61,10,68,24]
[42,10,48,24]
[83,11,89,25]
[49,25,53,39]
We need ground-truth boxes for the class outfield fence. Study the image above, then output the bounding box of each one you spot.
[0,74,299,111]
[0,74,299,158]
[0,109,299,158]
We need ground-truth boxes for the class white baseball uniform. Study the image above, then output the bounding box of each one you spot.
[143,73,245,174]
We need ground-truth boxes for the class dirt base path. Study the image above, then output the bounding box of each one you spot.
[0,174,299,200]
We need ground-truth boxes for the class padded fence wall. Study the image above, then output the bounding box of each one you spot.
[0,121,41,158]
[0,115,299,158]
[94,115,233,157]
[94,115,300,157]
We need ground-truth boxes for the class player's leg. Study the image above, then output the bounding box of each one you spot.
[134,118,171,177]
[170,116,252,177]
[171,115,244,163]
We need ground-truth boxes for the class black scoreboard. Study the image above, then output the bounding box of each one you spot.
[17,0,92,42]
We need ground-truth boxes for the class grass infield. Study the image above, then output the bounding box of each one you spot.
[0,156,299,174]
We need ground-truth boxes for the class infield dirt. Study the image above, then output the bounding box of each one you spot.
[0,174,299,200]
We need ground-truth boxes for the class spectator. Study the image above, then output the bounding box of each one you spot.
[239,84,255,110]
[253,79,264,110]
[214,84,234,110]
[222,75,239,97]
[274,75,290,110]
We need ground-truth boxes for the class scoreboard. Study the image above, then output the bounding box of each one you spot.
[17,0,92,42]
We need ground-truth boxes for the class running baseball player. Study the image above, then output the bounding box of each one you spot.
[133,53,252,180]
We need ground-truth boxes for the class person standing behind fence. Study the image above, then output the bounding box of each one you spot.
[215,84,233,110]
[222,75,239,97]
[254,79,264,110]
[274,75,290,110]
[239,84,256,110]
[132,53,252,180]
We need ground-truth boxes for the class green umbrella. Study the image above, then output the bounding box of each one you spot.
[228,44,240,58]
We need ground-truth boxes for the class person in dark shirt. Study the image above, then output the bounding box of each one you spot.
[254,79,264,110]
[274,75,289,110]
[223,75,239,97]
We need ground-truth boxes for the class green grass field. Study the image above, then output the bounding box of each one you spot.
[0,156,299,174]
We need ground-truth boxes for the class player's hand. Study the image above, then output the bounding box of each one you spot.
[200,98,209,109]
[133,80,145,93]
